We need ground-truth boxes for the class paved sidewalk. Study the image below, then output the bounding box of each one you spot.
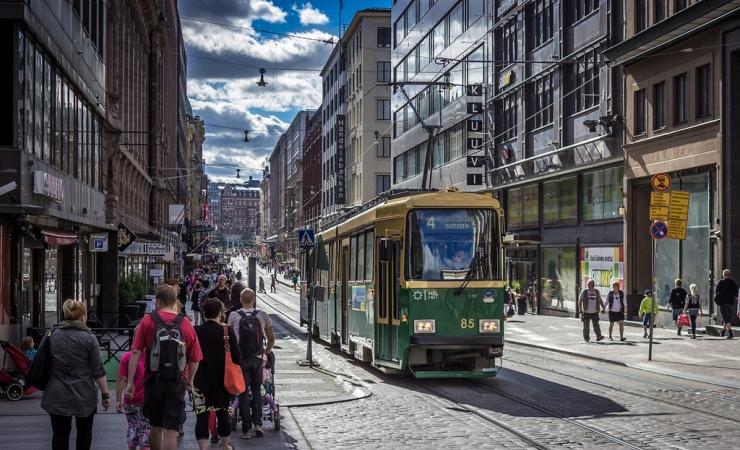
[505,313,740,388]
[0,314,361,449]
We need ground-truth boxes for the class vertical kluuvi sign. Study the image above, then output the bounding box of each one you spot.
[335,114,346,204]
[465,84,485,186]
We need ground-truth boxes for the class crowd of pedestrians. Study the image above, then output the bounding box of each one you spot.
[32,257,276,450]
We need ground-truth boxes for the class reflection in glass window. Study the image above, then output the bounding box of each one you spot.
[449,123,464,160]
[543,177,577,224]
[467,0,484,26]
[408,209,499,280]
[467,46,484,86]
[433,133,445,167]
[449,2,464,43]
[582,166,623,221]
[448,62,464,104]
[508,184,539,228]
[433,21,446,58]
[365,231,374,281]
[541,247,577,312]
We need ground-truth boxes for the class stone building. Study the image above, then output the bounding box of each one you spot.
[220,185,260,246]
[303,108,323,232]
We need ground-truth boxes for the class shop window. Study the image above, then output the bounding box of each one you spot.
[674,72,687,124]
[696,64,711,118]
[582,166,623,221]
[542,177,577,224]
[541,247,577,312]
[653,82,665,130]
[508,184,539,228]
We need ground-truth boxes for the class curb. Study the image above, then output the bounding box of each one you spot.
[505,339,740,389]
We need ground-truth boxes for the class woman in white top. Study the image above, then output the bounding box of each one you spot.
[606,281,627,341]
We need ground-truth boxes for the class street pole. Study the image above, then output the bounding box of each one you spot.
[649,238,655,361]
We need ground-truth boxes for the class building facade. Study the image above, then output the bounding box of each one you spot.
[0,0,109,340]
[605,0,740,324]
[220,185,260,246]
[320,45,347,223]
[344,9,393,207]
[284,110,313,261]
[266,134,287,262]
[206,182,225,233]
[303,108,323,232]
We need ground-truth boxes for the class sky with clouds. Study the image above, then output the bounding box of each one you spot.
[180,0,390,183]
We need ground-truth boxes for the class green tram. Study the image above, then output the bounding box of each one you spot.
[309,191,506,378]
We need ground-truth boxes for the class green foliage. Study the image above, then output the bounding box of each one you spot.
[119,273,147,304]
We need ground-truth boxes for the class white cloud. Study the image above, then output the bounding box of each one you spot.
[248,0,288,23]
[292,2,330,26]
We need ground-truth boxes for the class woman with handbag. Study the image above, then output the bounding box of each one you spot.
[683,284,704,339]
[193,299,243,450]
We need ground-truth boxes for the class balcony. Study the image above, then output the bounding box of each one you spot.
[488,135,618,188]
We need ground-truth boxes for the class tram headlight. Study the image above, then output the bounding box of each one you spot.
[479,319,500,333]
[414,319,436,334]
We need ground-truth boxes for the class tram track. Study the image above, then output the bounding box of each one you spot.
[503,346,740,425]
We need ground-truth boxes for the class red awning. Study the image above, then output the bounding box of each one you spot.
[41,229,78,247]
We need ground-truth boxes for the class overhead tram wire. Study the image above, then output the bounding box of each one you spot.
[181,16,335,44]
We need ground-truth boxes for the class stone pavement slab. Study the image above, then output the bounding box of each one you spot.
[505,314,740,387]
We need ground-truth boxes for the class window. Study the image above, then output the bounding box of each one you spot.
[449,123,464,160]
[378,27,391,48]
[653,82,665,130]
[674,0,686,12]
[635,0,646,32]
[654,0,666,23]
[508,184,539,228]
[571,0,599,23]
[433,133,446,167]
[376,174,391,194]
[377,99,391,120]
[499,92,518,142]
[467,0,484,27]
[407,146,419,177]
[502,19,517,65]
[543,177,578,224]
[377,61,391,82]
[420,0,430,18]
[419,35,431,68]
[531,0,553,49]
[573,48,600,112]
[674,73,687,124]
[433,21,446,58]
[449,1,464,43]
[467,46,484,85]
[350,235,358,281]
[365,231,374,281]
[394,155,404,183]
[377,137,391,157]
[696,64,711,118]
[532,73,553,128]
[407,0,417,31]
[634,89,645,136]
[582,166,623,221]
[356,233,365,281]
[447,62,464,104]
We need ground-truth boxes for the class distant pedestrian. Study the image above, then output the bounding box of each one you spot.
[270,275,277,293]
[258,277,266,294]
[127,285,203,450]
[606,281,627,341]
[191,281,203,326]
[115,350,150,450]
[578,279,606,342]
[291,273,299,292]
[209,275,231,305]
[193,299,241,450]
[41,299,111,450]
[716,269,738,339]
[228,289,276,439]
[639,290,659,338]
[668,279,688,335]
[527,285,537,315]
[684,284,703,339]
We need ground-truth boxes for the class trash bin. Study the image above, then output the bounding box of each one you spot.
[517,296,527,315]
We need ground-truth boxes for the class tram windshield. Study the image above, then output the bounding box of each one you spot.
[407,209,499,281]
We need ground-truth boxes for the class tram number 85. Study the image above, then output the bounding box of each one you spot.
[460,318,475,329]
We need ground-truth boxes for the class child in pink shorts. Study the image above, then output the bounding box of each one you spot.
[116,351,150,450]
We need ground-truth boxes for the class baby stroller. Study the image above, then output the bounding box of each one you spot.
[0,340,37,401]
[231,351,280,431]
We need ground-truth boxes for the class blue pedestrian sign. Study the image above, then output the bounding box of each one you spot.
[298,229,315,248]
[650,221,668,240]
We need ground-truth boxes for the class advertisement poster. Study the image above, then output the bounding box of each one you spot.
[580,247,624,297]
[351,285,366,311]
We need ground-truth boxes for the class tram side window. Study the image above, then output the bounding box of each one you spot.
[357,233,366,281]
[365,231,374,281]
[350,236,358,282]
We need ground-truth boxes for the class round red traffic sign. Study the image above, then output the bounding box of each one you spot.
[650,221,668,240]
[651,173,672,191]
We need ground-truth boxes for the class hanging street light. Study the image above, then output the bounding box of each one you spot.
[257,68,268,87]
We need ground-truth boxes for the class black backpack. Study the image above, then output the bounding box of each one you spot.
[148,311,187,380]
[238,310,264,360]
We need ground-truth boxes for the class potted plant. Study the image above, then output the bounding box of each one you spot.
[118,273,146,327]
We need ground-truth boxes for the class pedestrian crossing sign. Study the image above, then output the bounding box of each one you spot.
[298,229,315,248]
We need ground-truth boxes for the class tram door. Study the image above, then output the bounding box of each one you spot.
[377,239,400,362]
[340,242,349,347]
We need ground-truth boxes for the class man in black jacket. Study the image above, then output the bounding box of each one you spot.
[716,269,738,339]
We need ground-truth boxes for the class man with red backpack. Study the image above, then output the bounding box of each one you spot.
[228,288,275,439]
[126,284,203,450]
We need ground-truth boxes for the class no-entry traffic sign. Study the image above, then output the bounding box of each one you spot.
[650,221,668,240]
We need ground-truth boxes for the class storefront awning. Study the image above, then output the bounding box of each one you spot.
[41,228,78,246]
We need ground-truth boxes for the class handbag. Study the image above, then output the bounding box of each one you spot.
[27,329,54,390]
[223,325,245,395]
[677,313,691,327]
